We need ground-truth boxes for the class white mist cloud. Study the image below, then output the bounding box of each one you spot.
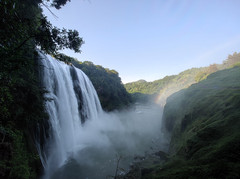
[50,104,167,179]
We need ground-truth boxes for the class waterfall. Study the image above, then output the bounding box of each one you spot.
[36,52,166,179]
[37,52,102,177]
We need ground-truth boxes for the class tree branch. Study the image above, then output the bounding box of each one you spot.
[41,2,58,19]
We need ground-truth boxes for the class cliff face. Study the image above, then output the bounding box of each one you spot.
[142,67,240,178]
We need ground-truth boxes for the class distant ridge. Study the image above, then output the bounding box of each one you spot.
[124,52,240,105]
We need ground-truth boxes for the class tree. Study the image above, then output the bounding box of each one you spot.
[71,59,132,111]
[48,0,71,9]
[0,0,83,58]
[0,0,83,177]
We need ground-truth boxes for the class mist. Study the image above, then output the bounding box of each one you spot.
[48,104,167,179]
[39,54,169,179]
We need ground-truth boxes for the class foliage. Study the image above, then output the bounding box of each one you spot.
[0,127,41,179]
[195,64,218,82]
[49,0,71,9]
[0,0,83,58]
[9,130,33,179]
[125,52,240,104]
[35,17,83,54]
[222,52,240,69]
[0,0,82,177]
[125,77,176,95]
[71,59,132,111]
[52,53,132,111]
[0,45,46,178]
[142,67,240,178]
[125,68,204,104]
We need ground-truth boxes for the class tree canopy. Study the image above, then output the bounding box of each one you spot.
[0,0,83,178]
[71,58,132,111]
[0,0,83,58]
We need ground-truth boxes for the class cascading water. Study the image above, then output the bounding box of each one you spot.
[37,52,167,179]
[37,52,103,178]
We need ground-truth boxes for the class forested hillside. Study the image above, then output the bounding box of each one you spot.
[140,66,240,178]
[71,60,132,111]
[125,52,240,105]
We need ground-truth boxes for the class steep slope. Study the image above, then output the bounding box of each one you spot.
[143,66,240,178]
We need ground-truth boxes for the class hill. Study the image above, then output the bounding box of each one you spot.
[139,66,240,178]
[125,52,240,105]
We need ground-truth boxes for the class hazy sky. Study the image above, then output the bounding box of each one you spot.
[43,0,240,83]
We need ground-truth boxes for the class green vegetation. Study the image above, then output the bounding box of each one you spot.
[0,129,41,179]
[52,53,132,111]
[141,66,240,178]
[71,59,132,111]
[0,0,83,178]
[125,52,240,105]
[125,76,176,94]
[125,68,205,104]
[0,0,132,176]
[1,0,240,178]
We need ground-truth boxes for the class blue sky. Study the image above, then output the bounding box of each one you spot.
[43,0,240,83]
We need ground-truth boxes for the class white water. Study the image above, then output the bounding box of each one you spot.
[37,52,167,179]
